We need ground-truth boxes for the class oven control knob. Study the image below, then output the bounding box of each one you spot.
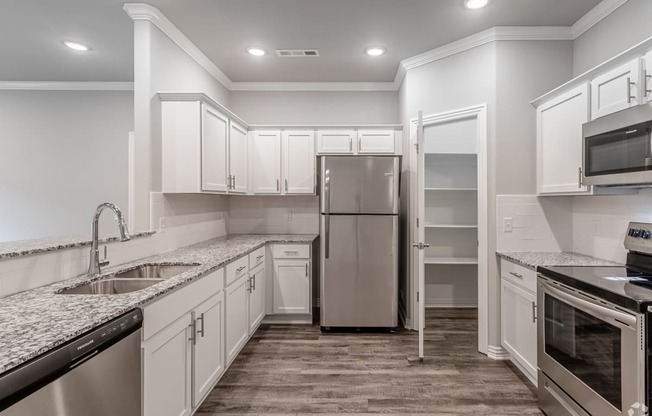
[633,229,641,238]
[644,230,651,240]
[629,228,636,237]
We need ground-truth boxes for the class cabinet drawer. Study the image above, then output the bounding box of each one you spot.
[226,255,249,286]
[273,244,310,259]
[249,246,265,269]
[500,259,536,293]
[143,268,223,341]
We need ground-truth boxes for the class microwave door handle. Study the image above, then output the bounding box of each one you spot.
[541,280,636,327]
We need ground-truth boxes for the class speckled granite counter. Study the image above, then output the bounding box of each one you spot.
[497,251,621,270]
[0,234,317,374]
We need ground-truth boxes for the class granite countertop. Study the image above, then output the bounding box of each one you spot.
[496,251,621,270]
[0,234,317,375]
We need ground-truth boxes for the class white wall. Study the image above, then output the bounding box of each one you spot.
[573,0,652,76]
[0,90,133,241]
[228,196,318,234]
[230,91,399,125]
[133,20,232,232]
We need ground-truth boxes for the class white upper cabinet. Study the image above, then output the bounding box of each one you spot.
[590,58,640,120]
[317,130,356,154]
[228,121,248,194]
[357,130,395,154]
[644,51,652,103]
[537,83,591,195]
[251,131,282,194]
[201,104,230,192]
[282,131,315,194]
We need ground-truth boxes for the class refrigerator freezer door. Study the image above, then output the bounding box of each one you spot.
[321,156,399,214]
[320,214,398,327]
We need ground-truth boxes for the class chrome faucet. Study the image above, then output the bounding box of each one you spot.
[88,202,131,277]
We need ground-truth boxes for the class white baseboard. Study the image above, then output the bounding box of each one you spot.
[425,299,478,308]
[262,314,313,325]
[487,345,510,360]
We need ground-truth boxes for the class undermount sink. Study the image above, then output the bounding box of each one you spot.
[59,278,163,295]
[112,264,199,279]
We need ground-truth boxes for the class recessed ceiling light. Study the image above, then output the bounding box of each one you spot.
[63,41,91,51]
[464,0,489,9]
[365,47,385,57]
[247,47,267,57]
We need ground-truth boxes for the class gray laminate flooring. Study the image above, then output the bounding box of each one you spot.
[196,308,542,415]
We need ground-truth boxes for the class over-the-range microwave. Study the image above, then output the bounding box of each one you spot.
[583,103,652,187]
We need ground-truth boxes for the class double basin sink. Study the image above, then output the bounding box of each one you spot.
[59,264,200,295]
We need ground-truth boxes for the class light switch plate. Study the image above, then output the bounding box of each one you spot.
[504,217,513,233]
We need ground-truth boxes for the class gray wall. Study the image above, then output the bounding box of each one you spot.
[573,0,652,76]
[230,91,399,125]
[0,90,133,241]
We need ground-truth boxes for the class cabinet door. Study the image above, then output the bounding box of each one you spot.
[192,291,225,408]
[201,104,229,192]
[501,279,537,384]
[357,130,395,154]
[644,51,652,103]
[317,130,356,154]
[590,58,640,120]
[273,260,310,314]
[229,121,248,194]
[282,131,315,194]
[143,313,193,416]
[248,266,266,334]
[537,83,591,195]
[252,131,282,194]
[225,273,250,364]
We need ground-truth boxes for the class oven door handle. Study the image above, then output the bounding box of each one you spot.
[541,280,637,327]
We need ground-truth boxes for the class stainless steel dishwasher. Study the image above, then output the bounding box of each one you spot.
[0,309,142,415]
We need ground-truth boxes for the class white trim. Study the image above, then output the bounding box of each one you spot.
[487,345,511,360]
[424,302,478,308]
[394,26,572,88]
[0,81,134,91]
[123,3,233,89]
[571,0,629,39]
[410,104,489,356]
[230,81,397,92]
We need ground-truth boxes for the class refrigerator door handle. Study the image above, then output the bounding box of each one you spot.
[325,215,330,259]
[324,169,331,214]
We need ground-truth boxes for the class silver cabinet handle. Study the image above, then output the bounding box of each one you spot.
[256,254,264,260]
[531,302,537,323]
[509,271,523,279]
[276,179,280,192]
[236,265,246,272]
[189,320,197,345]
[627,76,636,104]
[285,179,288,192]
[247,277,252,293]
[578,167,583,188]
[284,250,299,254]
[305,263,308,277]
[197,313,205,337]
[252,274,256,291]
[645,69,652,97]
[349,137,353,152]
[358,137,361,152]
[232,174,236,189]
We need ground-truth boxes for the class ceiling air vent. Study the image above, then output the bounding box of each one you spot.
[276,49,320,57]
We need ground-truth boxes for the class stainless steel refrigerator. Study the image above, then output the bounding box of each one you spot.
[319,155,399,329]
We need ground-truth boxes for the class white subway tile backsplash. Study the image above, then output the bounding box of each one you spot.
[228,196,319,235]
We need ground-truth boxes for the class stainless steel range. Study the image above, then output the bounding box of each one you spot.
[537,222,652,416]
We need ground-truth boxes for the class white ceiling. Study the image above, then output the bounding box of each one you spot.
[1,0,602,83]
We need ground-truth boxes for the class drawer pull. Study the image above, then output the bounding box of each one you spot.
[509,271,523,279]
[284,250,299,254]
[236,265,247,273]
[256,254,264,260]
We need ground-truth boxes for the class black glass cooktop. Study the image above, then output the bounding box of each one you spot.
[538,265,652,312]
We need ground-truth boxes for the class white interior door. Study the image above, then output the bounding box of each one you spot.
[416,112,426,359]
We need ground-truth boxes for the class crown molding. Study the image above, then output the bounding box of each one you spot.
[394,26,572,88]
[229,81,397,92]
[123,3,233,89]
[0,81,134,91]
[571,0,629,39]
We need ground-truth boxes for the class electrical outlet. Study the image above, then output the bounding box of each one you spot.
[287,210,293,221]
[504,217,513,233]
[592,219,601,236]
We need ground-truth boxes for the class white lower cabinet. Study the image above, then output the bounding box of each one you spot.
[273,259,311,314]
[248,264,266,333]
[143,313,193,416]
[225,272,250,365]
[142,269,225,416]
[500,260,537,385]
[192,292,225,408]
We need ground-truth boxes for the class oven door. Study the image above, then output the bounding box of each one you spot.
[538,277,645,416]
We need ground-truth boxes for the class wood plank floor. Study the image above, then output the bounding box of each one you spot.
[196,308,542,415]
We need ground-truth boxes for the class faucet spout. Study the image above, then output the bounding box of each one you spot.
[88,202,131,277]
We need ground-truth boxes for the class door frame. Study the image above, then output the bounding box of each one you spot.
[408,104,489,355]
